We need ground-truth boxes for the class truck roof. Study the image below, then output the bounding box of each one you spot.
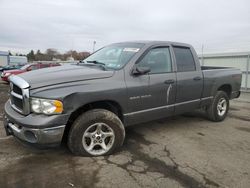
[112,40,192,48]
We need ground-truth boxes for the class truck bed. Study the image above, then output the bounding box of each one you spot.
[201,66,242,100]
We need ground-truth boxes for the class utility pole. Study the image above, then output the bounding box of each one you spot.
[93,41,96,52]
[201,44,204,66]
[246,54,249,91]
[70,35,74,60]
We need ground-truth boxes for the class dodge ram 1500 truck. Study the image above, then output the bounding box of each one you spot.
[4,41,242,156]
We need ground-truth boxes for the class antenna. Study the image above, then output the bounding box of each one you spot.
[201,44,204,66]
[93,41,96,52]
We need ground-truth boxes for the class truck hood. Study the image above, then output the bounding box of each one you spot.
[18,65,114,89]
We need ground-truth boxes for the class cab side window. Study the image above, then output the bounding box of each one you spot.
[29,65,39,70]
[138,47,172,74]
[40,64,50,68]
[173,47,196,72]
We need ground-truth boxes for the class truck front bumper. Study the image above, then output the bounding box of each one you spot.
[4,100,69,146]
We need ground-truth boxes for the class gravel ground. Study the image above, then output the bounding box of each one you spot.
[0,83,249,188]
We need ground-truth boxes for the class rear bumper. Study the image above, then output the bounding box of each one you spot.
[4,100,70,146]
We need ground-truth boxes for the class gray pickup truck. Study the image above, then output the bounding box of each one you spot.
[4,41,242,156]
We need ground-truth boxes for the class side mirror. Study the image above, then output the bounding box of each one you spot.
[26,67,32,71]
[132,66,150,75]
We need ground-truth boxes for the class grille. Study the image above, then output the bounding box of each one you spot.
[9,76,30,115]
[13,84,22,95]
[11,95,23,109]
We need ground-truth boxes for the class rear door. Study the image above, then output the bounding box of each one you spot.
[40,64,50,69]
[172,46,203,114]
[40,64,49,69]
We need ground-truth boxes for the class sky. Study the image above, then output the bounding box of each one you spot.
[0,0,250,54]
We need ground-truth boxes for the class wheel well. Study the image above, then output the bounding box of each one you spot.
[62,100,123,143]
[218,84,232,97]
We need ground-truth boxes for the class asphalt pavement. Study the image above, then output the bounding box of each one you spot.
[0,83,249,188]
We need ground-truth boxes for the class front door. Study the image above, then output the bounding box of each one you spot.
[125,46,176,125]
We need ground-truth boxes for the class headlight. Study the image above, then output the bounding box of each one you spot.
[4,73,11,77]
[30,98,63,115]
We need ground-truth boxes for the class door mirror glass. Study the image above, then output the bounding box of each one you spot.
[132,66,150,75]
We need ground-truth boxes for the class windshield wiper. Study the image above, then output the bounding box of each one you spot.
[86,60,105,66]
[86,60,107,70]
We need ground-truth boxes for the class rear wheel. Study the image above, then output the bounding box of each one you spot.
[67,109,125,156]
[206,91,229,122]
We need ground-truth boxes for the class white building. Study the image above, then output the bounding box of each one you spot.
[9,56,27,65]
[0,51,27,67]
[0,51,9,66]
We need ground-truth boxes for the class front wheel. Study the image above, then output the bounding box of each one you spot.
[67,109,125,156]
[206,91,229,122]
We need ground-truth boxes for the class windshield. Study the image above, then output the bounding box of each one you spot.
[20,64,31,70]
[84,43,144,70]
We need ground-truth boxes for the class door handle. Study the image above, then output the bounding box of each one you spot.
[193,76,202,81]
[164,79,175,84]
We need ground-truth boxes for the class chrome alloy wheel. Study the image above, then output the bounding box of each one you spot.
[217,98,227,116]
[82,122,115,156]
